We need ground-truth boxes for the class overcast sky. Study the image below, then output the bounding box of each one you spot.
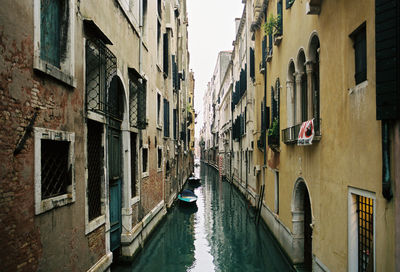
[187,1,244,138]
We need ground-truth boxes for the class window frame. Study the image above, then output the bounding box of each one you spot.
[33,0,76,87]
[350,22,367,85]
[157,146,163,172]
[34,127,75,215]
[348,187,376,272]
[85,119,106,234]
[141,145,149,178]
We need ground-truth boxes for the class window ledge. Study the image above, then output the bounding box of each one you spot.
[348,80,368,95]
[36,194,75,215]
[85,215,106,235]
[131,196,140,205]
[142,172,149,178]
[274,35,282,46]
[34,57,76,88]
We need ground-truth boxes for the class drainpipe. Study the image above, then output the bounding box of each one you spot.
[230,60,234,184]
[138,0,144,220]
[382,120,393,200]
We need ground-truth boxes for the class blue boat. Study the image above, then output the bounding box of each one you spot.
[178,189,198,204]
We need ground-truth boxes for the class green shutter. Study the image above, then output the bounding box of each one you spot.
[40,0,61,67]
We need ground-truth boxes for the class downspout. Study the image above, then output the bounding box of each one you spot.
[382,120,393,200]
[230,60,234,184]
[138,0,144,220]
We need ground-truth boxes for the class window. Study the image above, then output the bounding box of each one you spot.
[157,21,161,65]
[277,0,283,36]
[250,47,255,80]
[348,188,375,272]
[142,146,148,177]
[164,99,170,137]
[157,0,162,18]
[157,92,162,127]
[86,39,117,116]
[34,127,75,215]
[274,171,279,214]
[142,0,148,39]
[129,69,147,129]
[34,0,75,86]
[173,109,177,140]
[163,32,169,77]
[131,133,138,198]
[157,147,162,171]
[87,120,104,221]
[350,23,367,85]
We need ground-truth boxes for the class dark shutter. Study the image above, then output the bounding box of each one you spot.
[277,1,283,36]
[173,109,177,140]
[268,33,273,55]
[163,99,170,137]
[354,26,367,85]
[262,36,267,62]
[137,80,147,129]
[250,47,255,79]
[163,33,169,76]
[376,0,400,120]
[40,0,61,67]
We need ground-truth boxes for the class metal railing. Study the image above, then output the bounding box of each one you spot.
[282,119,321,145]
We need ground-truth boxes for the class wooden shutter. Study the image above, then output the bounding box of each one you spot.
[376,0,400,120]
[163,99,170,137]
[277,0,283,35]
[40,0,61,67]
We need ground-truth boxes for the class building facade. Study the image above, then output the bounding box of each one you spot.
[0,0,193,271]
[202,0,399,271]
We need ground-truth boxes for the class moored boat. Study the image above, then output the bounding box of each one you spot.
[178,189,198,204]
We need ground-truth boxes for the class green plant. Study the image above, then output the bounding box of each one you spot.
[268,117,279,136]
[264,14,281,36]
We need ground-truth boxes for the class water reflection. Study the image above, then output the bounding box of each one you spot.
[112,163,294,272]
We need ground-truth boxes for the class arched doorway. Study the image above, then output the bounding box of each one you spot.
[292,179,313,270]
[108,75,125,252]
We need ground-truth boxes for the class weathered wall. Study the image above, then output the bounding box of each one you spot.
[256,0,395,270]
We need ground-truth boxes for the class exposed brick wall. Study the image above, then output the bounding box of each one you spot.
[141,169,163,215]
[88,225,106,262]
[0,26,42,272]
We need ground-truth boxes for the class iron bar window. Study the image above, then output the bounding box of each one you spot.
[41,139,71,199]
[357,195,374,272]
[87,120,103,221]
[129,74,147,129]
[86,39,117,116]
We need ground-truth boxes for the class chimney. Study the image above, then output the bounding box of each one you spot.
[235,18,241,35]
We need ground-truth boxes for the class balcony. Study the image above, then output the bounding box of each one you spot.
[282,119,321,145]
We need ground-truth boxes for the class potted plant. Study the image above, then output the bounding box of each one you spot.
[263,14,282,46]
[268,117,280,151]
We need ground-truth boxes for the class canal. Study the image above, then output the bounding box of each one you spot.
[112,163,294,272]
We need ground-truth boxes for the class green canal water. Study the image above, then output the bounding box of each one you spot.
[112,163,294,272]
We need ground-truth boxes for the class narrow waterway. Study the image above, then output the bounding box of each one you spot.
[112,163,294,272]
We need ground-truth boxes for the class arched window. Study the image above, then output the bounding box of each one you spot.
[287,61,296,127]
[297,50,308,123]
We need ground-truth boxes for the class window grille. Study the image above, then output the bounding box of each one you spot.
[85,39,117,116]
[87,120,103,221]
[41,139,71,199]
[129,75,147,129]
[357,195,374,272]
